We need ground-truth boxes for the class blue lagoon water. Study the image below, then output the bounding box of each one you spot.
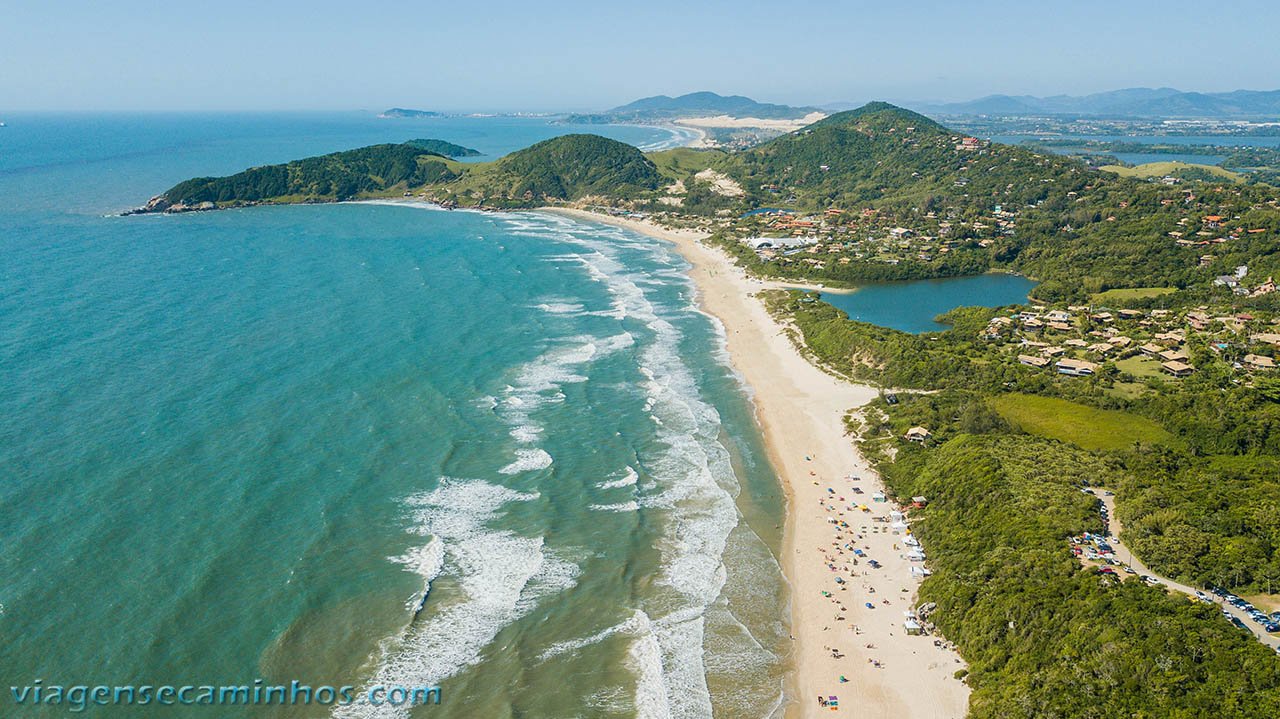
[811,274,1038,333]
[0,114,786,717]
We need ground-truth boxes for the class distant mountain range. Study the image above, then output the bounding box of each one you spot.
[565,91,818,123]
[907,88,1280,119]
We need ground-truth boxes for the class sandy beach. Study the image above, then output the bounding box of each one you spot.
[674,112,828,133]
[545,208,969,718]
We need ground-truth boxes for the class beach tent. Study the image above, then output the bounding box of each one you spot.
[907,549,926,561]
[904,619,923,635]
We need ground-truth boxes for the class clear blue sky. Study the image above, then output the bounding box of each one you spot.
[3,0,1277,111]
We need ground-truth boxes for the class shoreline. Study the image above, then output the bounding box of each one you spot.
[543,207,969,718]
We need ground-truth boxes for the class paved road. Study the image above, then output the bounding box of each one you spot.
[1094,490,1280,652]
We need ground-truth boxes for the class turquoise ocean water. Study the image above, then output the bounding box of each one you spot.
[0,114,787,717]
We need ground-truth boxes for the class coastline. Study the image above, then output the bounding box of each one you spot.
[543,207,969,718]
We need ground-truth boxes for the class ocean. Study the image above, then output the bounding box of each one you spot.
[0,114,787,717]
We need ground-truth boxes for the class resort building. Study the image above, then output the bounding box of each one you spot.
[1056,358,1099,377]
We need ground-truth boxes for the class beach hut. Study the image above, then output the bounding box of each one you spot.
[911,496,928,508]
[904,426,931,442]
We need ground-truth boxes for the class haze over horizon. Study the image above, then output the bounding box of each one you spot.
[3,0,1279,112]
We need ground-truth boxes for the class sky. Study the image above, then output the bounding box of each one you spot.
[2,0,1278,112]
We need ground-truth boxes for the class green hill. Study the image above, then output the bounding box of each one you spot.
[154,143,461,209]
[467,134,662,204]
[139,134,664,212]
[718,102,1086,211]
[404,139,481,158]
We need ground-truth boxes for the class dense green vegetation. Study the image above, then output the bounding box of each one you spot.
[880,433,1280,717]
[404,138,481,157]
[161,143,459,206]
[1118,453,1280,593]
[153,135,663,211]
[462,134,662,204]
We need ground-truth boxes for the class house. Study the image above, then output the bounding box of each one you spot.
[1088,343,1115,355]
[905,426,932,442]
[1158,348,1190,363]
[1056,358,1099,376]
[1018,354,1051,367]
[1139,343,1164,356]
[1045,310,1073,323]
[1244,354,1277,370]
[1065,339,1090,348]
[1109,336,1134,348]
[1161,360,1195,377]
[1022,318,1044,331]
[1047,321,1073,331]
[1251,333,1280,347]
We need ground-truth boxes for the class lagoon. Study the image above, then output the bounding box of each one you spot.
[810,273,1038,333]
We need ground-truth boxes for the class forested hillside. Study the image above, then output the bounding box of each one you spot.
[157,143,460,208]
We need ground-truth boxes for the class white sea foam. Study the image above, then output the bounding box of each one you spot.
[389,536,445,612]
[598,466,640,490]
[589,500,640,513]
[499,447,553,474]
[335,479,577,719]
[627,612,673,719]
[538,609,648,662]
[534,301,585,315]
[499,213,745,717]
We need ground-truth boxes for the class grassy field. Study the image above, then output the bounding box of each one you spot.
[1115,355,1166,379]
[647,148,726,179]
[1107,380,1152,400]
[990,393,1174,451]
[1100,161,1243,182]
[1091,287,1177,304]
